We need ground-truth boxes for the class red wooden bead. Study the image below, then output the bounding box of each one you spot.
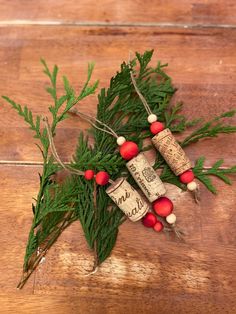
[150,121,165,135]
[84,169,95,180]
[142,212,157,228]
[119,141,139,160]
[179,169,195,184]
[153,221,164,232]
[95,171,110,185]
[153,197,173,217]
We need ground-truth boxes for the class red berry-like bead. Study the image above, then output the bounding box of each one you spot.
[84,169,95,180]
[95,171,110,185]
[153,197,173,217]
[150,121,165,135]
[119,141,139,160]
[179,169,195,184]
[142,212,157,228]
[153,221,164,232]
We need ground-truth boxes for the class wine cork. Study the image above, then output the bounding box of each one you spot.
[126,153,166,202]
[152,128,191,176]
[106,178,149,222]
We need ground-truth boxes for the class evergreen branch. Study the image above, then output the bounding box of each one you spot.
[73,133,124,174]
[18,210,75,289]
[79,62,99,100]
[193,157,236,193]
[136,50,154,77]
[95,188,125,265]
[41,59,58,102]
[164,102,202,132]
[2,96,42,140]
[56,63,99,123]
[3,59,98,287]
[181,110,236,147]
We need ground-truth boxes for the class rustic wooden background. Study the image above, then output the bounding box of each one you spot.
[1,1,236,313]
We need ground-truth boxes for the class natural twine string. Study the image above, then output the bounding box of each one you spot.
[128,53,153,116]
[193,185,201,204]
[69,108,119,139]
[43,117,114,184]
[43,117,84,176]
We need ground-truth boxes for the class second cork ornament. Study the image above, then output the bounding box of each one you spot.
[129,64,198,194]
[115,132,175,229]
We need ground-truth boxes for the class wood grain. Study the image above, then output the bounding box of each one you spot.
[1,293,235,314]
[1,293,236,314]
[1,26,236,165]
[0,165,38,293]
[0,0,236,26]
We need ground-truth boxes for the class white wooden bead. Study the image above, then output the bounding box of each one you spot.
[187,181,197,191]
[117,136,126,146]
[147,114,157,123]
[166,213,176,224]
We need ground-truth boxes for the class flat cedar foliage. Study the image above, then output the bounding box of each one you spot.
[3,50,236,288]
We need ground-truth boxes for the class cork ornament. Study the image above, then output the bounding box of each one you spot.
[129,64,198,195]
[106,178,150,222]
[44,115,149,222]
[70,108,176,233]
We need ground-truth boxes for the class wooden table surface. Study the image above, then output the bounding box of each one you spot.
[1,1,236,313]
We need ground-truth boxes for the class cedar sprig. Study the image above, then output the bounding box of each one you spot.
[193,157,236,193]
[72,133,124,174]
[164,102,202,132]
[3,59,98,288]
[72,132,125,268]
[181,110,236,147]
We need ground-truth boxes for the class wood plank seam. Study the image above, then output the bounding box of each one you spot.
[0,20,236,29]
[0,161,71,166]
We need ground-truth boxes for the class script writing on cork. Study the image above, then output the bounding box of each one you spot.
[106,178,149,222]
